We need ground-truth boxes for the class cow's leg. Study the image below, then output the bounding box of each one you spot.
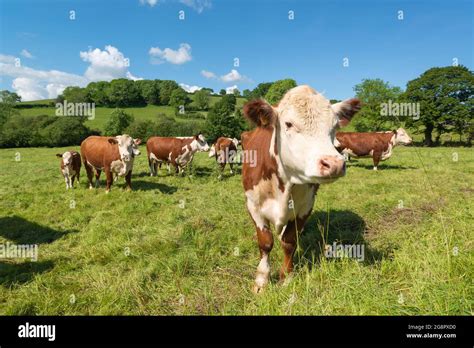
[95,169,101,188]
[373,151,382,171]
[71,174,75,188]
[255,225,274,293]
[84,161,94,189]
[229,162,234,175]
[279,215,309,281]
[218,162,225,179]
[104,167,113,193]
[148,157,155,176]
[64,174,69,189]
[125,170,132,191]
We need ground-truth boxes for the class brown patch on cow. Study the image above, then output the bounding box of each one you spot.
[242,126,285,193]
[147,136,195,173]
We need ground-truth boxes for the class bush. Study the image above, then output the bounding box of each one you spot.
[104,109,134,136]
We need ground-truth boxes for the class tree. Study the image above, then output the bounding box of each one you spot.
[205,93,242,141]
[169,88,190,112]
[403,66,474,146]
[242,89,251,98]
[233,88,241,97]
[85,81,110,106]
[265,79,297,104]
[159,80,180,105]
[62,86,88,103]
[351,78,403,132]
[248,82,273,100]
[194,89,211,110]
[104,108,134,136]
[0,90,21,103]
[219,89,226,96]
[135,80,160,105]
[106,79,143,107]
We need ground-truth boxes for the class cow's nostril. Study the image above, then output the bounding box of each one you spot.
[320,159,331,170]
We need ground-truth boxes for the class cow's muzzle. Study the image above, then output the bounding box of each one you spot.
[318,156,346,178]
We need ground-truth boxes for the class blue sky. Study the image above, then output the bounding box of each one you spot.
[0,0,472,101]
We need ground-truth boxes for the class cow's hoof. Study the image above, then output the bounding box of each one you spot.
[105,190,110,194]
[253,284,265,294]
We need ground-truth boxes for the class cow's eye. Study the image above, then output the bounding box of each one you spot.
[285,122,293,129]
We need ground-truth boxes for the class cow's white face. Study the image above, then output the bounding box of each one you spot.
[192,134,210,152]
[275,86,360,184]
[110,135,142,162]
[395,128,412,145]
[62,151,73,166]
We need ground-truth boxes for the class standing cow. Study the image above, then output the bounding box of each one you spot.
[209,137,239,178]
[81,135,141,193]
[335,128,412,170]
[56,151,81,189]
[241,85,361,293]
[146,134,210,176]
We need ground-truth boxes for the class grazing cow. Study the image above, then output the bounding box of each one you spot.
[241,85,361,293]
[80,135,141,192]
[56,151,81,189]
[146,134,210,176]
[335,128,412,170]
[209,137,239,178]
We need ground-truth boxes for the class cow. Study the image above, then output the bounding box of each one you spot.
[241,85,361,293]
[335,128,412,170]
[146,134,210,176]
[209,137,239,178]
[240,131,252,150]
[80,135,141,193]
[55,151,81,189]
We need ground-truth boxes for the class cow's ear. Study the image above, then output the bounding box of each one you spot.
[243,99,275,128]
[134,138,142,145]
[108,138,118,144]
[56,153,63,158]
[332,98,361,128]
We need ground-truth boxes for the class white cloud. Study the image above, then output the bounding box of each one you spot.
[139,0,159,6]
[80,45,139,81]
[149,43,192,65]
[201,69,217,79]
[179,0,212,13]
[20,49,34,59]
[0,45,141,101]
[179,83,202,93]
[126,71,143,81]
[225,85,239,94]
[220,69,250,83]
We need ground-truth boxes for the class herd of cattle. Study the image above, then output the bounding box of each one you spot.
[55,85,412,292]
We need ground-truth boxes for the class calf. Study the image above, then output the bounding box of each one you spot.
[209,137,239,178]
[56,151,81,189]
[146,134,210,176]
[335,128,412,170]
[80,135,141,192]
[242,85,361,293]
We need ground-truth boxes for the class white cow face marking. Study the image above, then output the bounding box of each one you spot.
[395,128,412,145]
[275,86,360,184]
[62,151,73,166]
[109,135,142,162]
[192,134,210,152]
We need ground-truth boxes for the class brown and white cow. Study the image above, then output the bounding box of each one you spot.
[146,134,210,176]
[335,128,412,170]
[208,137,239,178]
[56,150,81,189]
[242,85,361,293]
[80,135,141,192]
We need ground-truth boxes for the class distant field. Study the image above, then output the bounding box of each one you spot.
[16,95,247,131]
[0,145,472,314]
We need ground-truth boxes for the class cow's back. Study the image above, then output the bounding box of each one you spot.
[147,137,183,161]
[81,136,119,168]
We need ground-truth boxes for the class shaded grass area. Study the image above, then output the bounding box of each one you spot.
[0,145,472,314]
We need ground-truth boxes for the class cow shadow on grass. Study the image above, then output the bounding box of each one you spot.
[348,163,417,170]
[0,216,75,245]
[293,209,388,271]
[131,180,178,194]
[0,260,54,287]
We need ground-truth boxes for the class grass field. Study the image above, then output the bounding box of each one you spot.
[0,145,472,315]
[17,95,248,131]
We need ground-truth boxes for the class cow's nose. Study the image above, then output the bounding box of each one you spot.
[318,156,346,178]
[123,155,131,161]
